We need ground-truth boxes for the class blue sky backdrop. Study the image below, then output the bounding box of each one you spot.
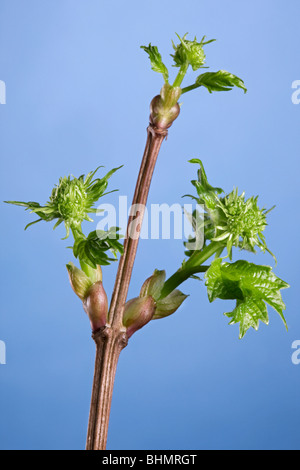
[0,0,299,450]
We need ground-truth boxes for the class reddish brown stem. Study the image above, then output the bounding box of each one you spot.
[86,122,170,450]
[86,327,127,450]
[108,125,168,329]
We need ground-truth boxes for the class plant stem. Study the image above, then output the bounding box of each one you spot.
[86,327,127,450]
[108,125,168,329]
[159,241,220,299]
[86,122,169,450]
[181,83,202,94]
[173,64,189,88]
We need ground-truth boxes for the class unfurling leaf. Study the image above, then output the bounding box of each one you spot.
[141,44,169,82]
[195,70,247,94]
[205,258,289,338]
[225,298,269,340]
[73,228,124,269]
[187,158,224,210]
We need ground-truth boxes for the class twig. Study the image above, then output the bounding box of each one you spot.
[86,122,169,450]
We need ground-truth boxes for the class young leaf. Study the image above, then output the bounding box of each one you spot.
[225,297,269,339]
[73,228,124,269]
[205,258,289,338]
[183,159,224,247]
[4,200,57,226]
[141,44,169,82]
[187,159,224,210]
[195,70,247,94]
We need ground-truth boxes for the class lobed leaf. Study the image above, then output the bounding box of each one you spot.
[73,228,124,268]
[141,44,169,81]
[225,297,269,339]
[195,70,247,94]
[205,258,289,338]
[187,159,224,210]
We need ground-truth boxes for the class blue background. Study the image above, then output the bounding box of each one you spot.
[0,0,299,450]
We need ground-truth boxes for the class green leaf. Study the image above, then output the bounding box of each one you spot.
[183,159,224,248]
[195,70,247,94]
[4,200,57,222]
[24,218,43,230]
[205,258,244,302]
[187,159,224,210]
[205,258,289,338]
[225,297,269,339]
[84,166,104,186]
[141,44,169,81]
[73,228,124,268]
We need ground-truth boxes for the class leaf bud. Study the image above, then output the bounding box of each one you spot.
[67,262,108,331]
[83,281,108,332]
[123,296,156,338]
[150,84,181,130]
[66,262,93,300]
[140,269,166,301]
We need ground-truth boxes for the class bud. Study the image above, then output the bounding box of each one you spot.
[150,84,181,130]
[83,281,108,332]
[66,262,93,300]
[67,262,108,331]
[123,296,156,338]
[153,289,188,320]
[140,269,166,301]
[172,34,208,71]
